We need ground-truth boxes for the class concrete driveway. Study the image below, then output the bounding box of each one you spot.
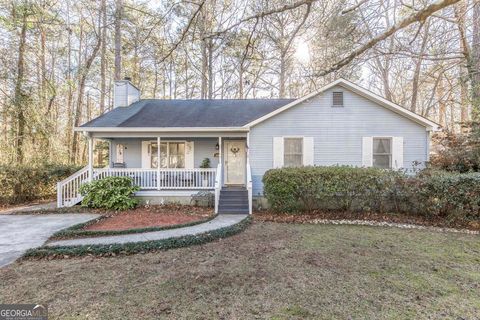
[0,214,99,267]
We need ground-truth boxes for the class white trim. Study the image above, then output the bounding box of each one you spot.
[136,190,203,197]
[76,127,249,132]
[273,137,284,168]
[392,137,404,169]
[244,78,440,130]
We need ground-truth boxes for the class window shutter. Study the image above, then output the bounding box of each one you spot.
[303,137,314,166]
[141,141,151,168]
[362,137,373,167]
[273,137,284,168]
[392,137,404,169]
[185,141,194,169]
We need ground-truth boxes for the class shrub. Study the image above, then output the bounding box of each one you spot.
[263,166,480,221]
[80,176,140,210]
[430,127,480,172]
[0,163,82,205]
[263,166,403,213]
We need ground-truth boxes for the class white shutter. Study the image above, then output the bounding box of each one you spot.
[273,137,284,168]
[141,141,151,168]
[303,137,314,166]
[392,137,404,169]
[185,141,194,169]
[362,137,373,167]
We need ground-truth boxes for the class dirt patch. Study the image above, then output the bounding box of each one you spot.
[254,210,480,231]
[83,205,213,231]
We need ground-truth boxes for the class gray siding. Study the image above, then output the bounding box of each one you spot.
[110,138,219,168]
[249,85,429,196]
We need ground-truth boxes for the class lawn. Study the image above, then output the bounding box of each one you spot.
[1,222,479,319]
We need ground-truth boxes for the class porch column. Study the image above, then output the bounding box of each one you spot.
[157,136,161,190]
[88,135,94,181]
[218,136,222,183]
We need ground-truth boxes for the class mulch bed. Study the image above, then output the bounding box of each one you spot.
[254,210,480,231]
[83,205,213,231]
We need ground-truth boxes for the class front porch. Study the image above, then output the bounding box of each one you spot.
[57,133,252,214]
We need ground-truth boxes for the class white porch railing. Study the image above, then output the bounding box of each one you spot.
[94,168,158,189]
[57,166,89,208]
[57,167,217,208]
[214,163,222,214]
[247,162,252,214]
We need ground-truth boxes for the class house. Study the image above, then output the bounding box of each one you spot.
[57,78,439,214]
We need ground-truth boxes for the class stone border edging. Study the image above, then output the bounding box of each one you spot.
[308,219,479,235]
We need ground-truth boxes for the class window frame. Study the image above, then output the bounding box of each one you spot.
[283,137,304,168]
[372,137,392,169]
[332,91,344,107]
[150,140,186,169]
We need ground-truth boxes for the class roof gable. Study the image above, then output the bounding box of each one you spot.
[244,79,439,131]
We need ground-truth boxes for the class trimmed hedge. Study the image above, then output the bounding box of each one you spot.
[23,216,251,258]
[0,163,82,205]
[263,166,480,221]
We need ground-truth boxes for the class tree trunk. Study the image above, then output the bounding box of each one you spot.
[114,0,123,80]
[437,75,446,127]
[279,52,286,98]
[410,24,430,112]
[71,15,102,163]
[208,38,213,99]
[13,8,28,164]
[470,0,480,120]
[201,38,208,99]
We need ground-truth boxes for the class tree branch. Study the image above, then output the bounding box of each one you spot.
[314,0,461,77]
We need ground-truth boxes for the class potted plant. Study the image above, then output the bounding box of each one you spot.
[200,158,211,187]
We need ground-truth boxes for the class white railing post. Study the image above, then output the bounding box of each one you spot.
[247,163,252,215]
[246,132,252,214]
[214,163,222,214]
[157,137,161,190]
[57,182,62,208]
[88,135,94,182]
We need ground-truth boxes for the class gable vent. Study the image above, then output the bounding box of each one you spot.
[332,92,344,107]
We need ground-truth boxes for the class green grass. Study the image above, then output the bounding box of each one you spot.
[1,222,479,319]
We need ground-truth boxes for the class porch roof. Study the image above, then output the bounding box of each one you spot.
[80,99,295,129]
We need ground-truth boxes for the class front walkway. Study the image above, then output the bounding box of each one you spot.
[0,214,100,267]
[47,214,248,247]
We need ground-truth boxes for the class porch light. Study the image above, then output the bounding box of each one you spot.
[215,142,219,150]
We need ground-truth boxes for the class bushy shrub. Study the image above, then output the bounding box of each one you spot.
[263,166,480,221]
[80,176,140,210]
[0,163,82,205]
[407,171,480,220]
[263,166,403,213]
[430,127,480,172]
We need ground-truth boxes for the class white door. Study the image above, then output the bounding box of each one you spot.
[224,140,246,185]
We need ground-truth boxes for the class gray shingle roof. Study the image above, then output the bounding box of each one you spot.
[81,99,295,128]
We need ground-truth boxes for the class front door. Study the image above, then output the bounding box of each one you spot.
[224,140,246,185]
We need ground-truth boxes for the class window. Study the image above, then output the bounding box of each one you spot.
[332,92,344,107]
[151,142,185,168]
[284,138,303,167]
[372,138,392,169]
